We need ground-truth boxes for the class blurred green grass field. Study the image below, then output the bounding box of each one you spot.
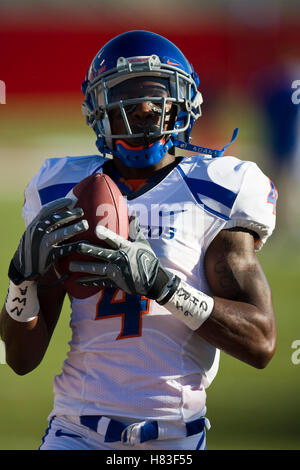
[0,97,299,450]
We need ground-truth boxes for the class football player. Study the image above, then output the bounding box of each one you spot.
[0,30,277,450]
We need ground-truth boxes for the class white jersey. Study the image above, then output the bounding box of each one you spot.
[23,153,276,424]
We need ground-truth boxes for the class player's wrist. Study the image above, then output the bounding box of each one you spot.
[157,278,214,331]
[5,279,40,323]
[147,265,179,300]
[8,258,27,285]
[155,272,181,303]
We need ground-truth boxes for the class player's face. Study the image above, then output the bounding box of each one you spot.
[107,77,175,147]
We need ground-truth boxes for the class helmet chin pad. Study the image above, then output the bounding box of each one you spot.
[114,138,170,168]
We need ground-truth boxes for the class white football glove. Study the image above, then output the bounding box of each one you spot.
[69,214,179,300]
[9,198,88,285]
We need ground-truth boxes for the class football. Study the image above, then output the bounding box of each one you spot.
[55,173,129,299]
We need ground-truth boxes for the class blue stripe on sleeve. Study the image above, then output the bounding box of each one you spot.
[189,178,237,209]
[38,183,77,205]
[177,166,237,220]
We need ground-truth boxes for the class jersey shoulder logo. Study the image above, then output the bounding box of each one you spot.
[267,179,278,215]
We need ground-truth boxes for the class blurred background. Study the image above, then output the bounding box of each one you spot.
[0,0,300,450]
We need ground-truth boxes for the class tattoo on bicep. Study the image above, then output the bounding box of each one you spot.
[214,256,242,293]
[212,233,256,296]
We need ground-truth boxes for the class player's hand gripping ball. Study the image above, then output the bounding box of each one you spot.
[55,173,129,299]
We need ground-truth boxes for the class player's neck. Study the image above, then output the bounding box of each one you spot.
[112,153,176,179]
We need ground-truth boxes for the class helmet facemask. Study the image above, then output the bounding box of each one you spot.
[106,76,177,149]
[83,55,202,157]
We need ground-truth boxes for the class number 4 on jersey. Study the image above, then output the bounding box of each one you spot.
[95,288,150,340]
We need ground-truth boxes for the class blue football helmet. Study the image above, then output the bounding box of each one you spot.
[81,30,203,168]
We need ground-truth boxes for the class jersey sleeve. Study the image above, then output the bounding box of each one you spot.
[22,169,43,227]
[22,154,108,228]
[225,161,277,250]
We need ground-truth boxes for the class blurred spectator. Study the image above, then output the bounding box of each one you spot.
[252,60,300,239]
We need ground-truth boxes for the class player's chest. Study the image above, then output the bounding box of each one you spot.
[125,170,225,262]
